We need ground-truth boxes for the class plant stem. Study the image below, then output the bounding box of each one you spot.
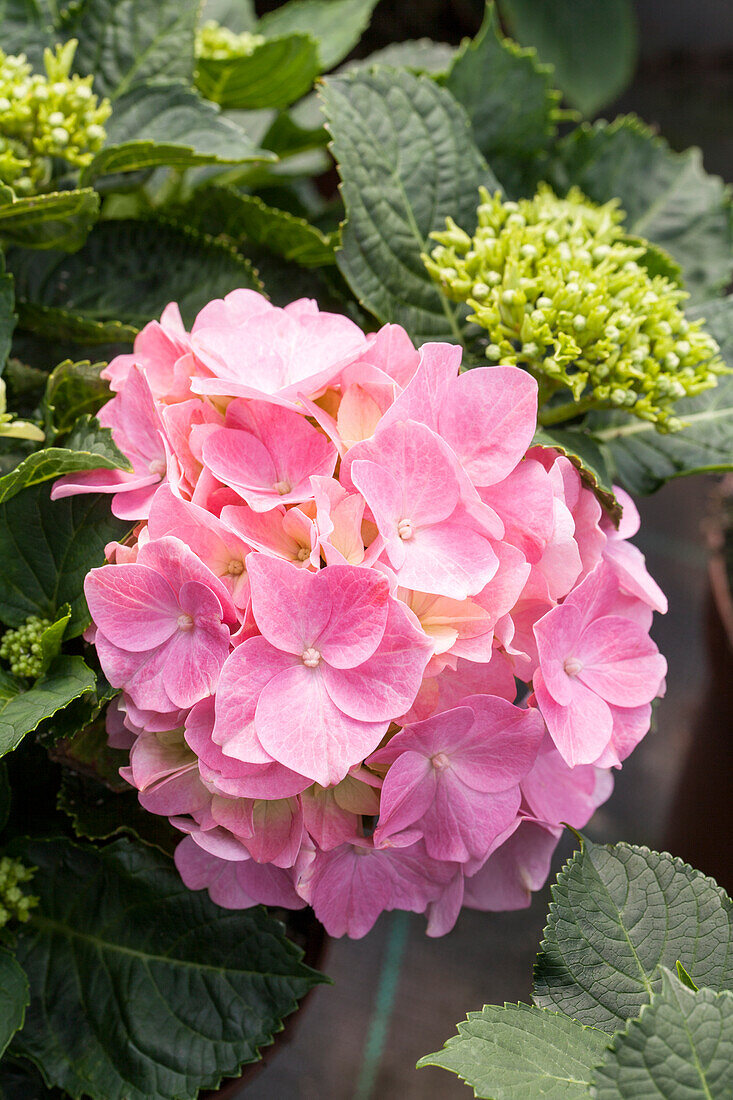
[539,396,595,427]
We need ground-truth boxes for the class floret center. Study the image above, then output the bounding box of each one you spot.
[274,480,291,495]
[563,656,583,677]
[432,752,451,771]
[398,519,413,540]
[177,613,195,631]
[302,646,321,668]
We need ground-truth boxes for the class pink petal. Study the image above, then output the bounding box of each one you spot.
[84,564,179,651]
[575,616,666,706]
[464,821,561,911]
[534,669,614,766]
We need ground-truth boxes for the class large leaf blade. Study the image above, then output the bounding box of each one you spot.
[0,483,128,635]
[0,657,96,758]
[321,67,495,343]
[592,969,733,1098]
[0,189,99,252]
[9,836,325,1100]
[418,1003,609,1098]
[0,421,129,504]
[0,950,29,1057]
[258,0,378,71]
[533,838,733,1033]
[195,34,320,110]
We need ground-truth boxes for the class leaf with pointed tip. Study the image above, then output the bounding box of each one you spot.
[533,837,733,1033]
[553,115,733,302]
[446,3,561,194]
[594,294,733,493]
[0,950,29,1058]
[592,969,733,1098]
[82,81,276,182]
[0,657,96,758]
[43,360,110,437]
[8,219,261,337]
[417,1002,609,1098]
[0,483,128,634]
[499,0,638,117]
[8,836,326,1100]
[175,187,336,266]
[322,68,496,343]
[69,0,199,100]
[0,421,129,504]
[0,190,99,252]
[196,34,320,110]
[37,607,71,677]
[258,0,378,71]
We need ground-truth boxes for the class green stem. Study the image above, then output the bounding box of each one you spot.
[539,396,595,427]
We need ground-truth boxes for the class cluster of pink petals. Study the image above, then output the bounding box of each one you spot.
[61,290,668,938]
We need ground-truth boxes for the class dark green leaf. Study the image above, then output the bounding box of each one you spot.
[258,0,378,71]
[446,4,561,187]
[533,837,733,1033]
[0,253,15,368]
[196,34,320,110]
[0,483,128,634]
[0,1057,66,1100]
[499,0,638,117]
[417,1002,609,1098]
[554,116,733,303]
[43,360,110,437]
[532,427,619,522]
[9,218,262,335]
[69,0,199,99]
[58,770,180,855]
[0,0,58,65]
[595,295,733,494]
[0,657,96,758]
[592,969,733,1098]
[0,949,29,1058]
[177,186,336,266]
[0,190,99,252]
[322,68,496,343]
[0,421,129,505]
[37,607,70,676]
[9,836,325,1100]
[83,81,276,182]
[201,0,257,33]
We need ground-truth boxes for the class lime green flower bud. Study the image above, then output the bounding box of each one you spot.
[195,20,265,60]
[0,615,52,679]
[424,183,727,430]
[0,857,38,930]
[0,40,110,193]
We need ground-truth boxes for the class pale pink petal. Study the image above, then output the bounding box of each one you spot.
[464,821,561,911]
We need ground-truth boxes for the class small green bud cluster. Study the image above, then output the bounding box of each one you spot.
[0,856,37,930]
[195,21,265,60]
[425,184,725,430]
[0,615,52,679]
[0,39,111,195]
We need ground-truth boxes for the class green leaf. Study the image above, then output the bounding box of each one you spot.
[196,34,320,110]
[0,950,29,1058]
[177,186,336,266]
[82,81,276,182]
[532,427,619,521]
[417,1002,609,1098]
[533,837,733,1033]
[9,836,325,1100]
[0,656,96,758]
[8,218,262,336]
[258,0,378,71]
[201,0,257,33]
[592,969,733,1098]
[0,1058,66,1100]
[624,236,683,284]
[0,189,99,252]
[322,68,496,343]
[676,961,699,992]
[554,116,733,303]
[499,0,638,117]
[594,295,733,494]
[0,483,128,635]
[69,0,199,100]
[0,761,9,831]
[37,607,71,676]
[57,770,180,855]
[344,38,456,75]
[0,0,58,65]
[0,253,15,368]
[43,360,110,437]
[446,4,561,188]
[0,421,129,505]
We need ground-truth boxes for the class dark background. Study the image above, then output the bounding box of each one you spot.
[239,3,733,1096]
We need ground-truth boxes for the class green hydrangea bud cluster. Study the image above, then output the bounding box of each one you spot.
[425,184,725,431]
[195,21,265,60]
[0,857,37,930]
[0,615,52,679]
[0,39,111,195]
